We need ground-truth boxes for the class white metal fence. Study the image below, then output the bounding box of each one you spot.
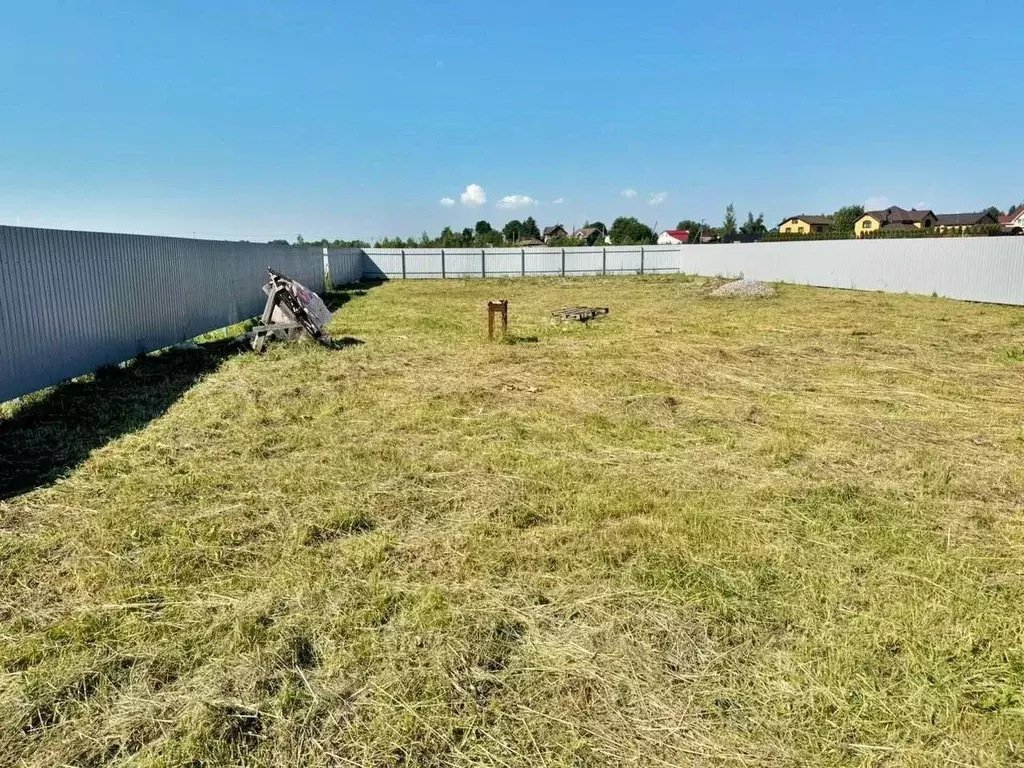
[360,245,682,280]
[680,237,1024,305]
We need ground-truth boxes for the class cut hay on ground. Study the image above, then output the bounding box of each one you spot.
[1,275,1023,766]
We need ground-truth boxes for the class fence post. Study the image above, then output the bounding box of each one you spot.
[640,246,645,275]
[401,249,406,280]
[481,248,486,279]
[441,249,446,279]
[602,247,607,276]
[561,248,566,277]
[521,247,525,277]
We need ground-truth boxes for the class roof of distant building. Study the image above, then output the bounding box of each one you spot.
[660,229,690,241]
[935,212,995,226]
[781,214,833,226]
[864,206,934,224]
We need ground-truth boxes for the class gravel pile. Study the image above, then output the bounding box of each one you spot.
[708,279,776,298]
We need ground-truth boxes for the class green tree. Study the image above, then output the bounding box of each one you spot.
[739,211,766,235]
[460,228,474,246]
[475,220,493,236]
[609,217,656,245]
[986,206,1003,219]
[295,234,306,245]
[584,220,607,234]
[522,216,541,240]
[832,205,865,236]
[438,226,459,247]
[502,220,523,243]
[478,230,504,247]
[268,238,290,246]
[722,204,737,236]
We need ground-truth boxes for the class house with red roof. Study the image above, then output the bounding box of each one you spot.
[999,208,1024,232]
[657,229,690,244]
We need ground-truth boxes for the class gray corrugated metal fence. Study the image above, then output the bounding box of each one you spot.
[326,247,364,286]
[360,245,681,280]
[0,226,323,402]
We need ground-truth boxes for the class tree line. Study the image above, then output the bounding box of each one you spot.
[271,200,1023,250]
[275,216,665,249]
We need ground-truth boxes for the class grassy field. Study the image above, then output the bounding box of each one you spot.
[2,275,1024,766]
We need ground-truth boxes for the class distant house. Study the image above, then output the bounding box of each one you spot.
[573,227,605,246]
[778,215,833,235]
[517,237,546,247]
[855,207,936,238]
[934,212,998,232]
[999,209,1024,233]
[657,229,690,245]
[542,225,569,243]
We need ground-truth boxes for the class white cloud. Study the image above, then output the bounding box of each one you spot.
[914,200,928,209]
[649,192,668,206]
[439,197,455,207]
[460,184,487,207]
[864,195,890,210]
[552,197,564,204]
[621,188,638,198]
[496,194,537,210]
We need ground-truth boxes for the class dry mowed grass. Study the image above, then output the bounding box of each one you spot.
[2,275,1024,767]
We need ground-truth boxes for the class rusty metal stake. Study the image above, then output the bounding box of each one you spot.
[487,300,508,339]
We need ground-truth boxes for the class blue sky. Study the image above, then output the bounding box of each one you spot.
[0,0,1020,242]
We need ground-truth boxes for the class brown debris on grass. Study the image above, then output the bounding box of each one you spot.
[1,275,1024,765]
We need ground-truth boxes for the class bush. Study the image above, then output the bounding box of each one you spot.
[861,224,1007,240]
[760,231,853,242]
[757,225,1010,243]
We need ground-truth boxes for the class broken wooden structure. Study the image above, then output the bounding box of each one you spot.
[551,306,610,324]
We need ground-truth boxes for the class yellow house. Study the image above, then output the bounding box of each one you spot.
[778,215,833,235]
[855,207,936,238]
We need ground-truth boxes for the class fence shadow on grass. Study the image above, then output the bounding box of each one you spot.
[0,282,381,501]
[322,279,386,313]
[0,339,241,501]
